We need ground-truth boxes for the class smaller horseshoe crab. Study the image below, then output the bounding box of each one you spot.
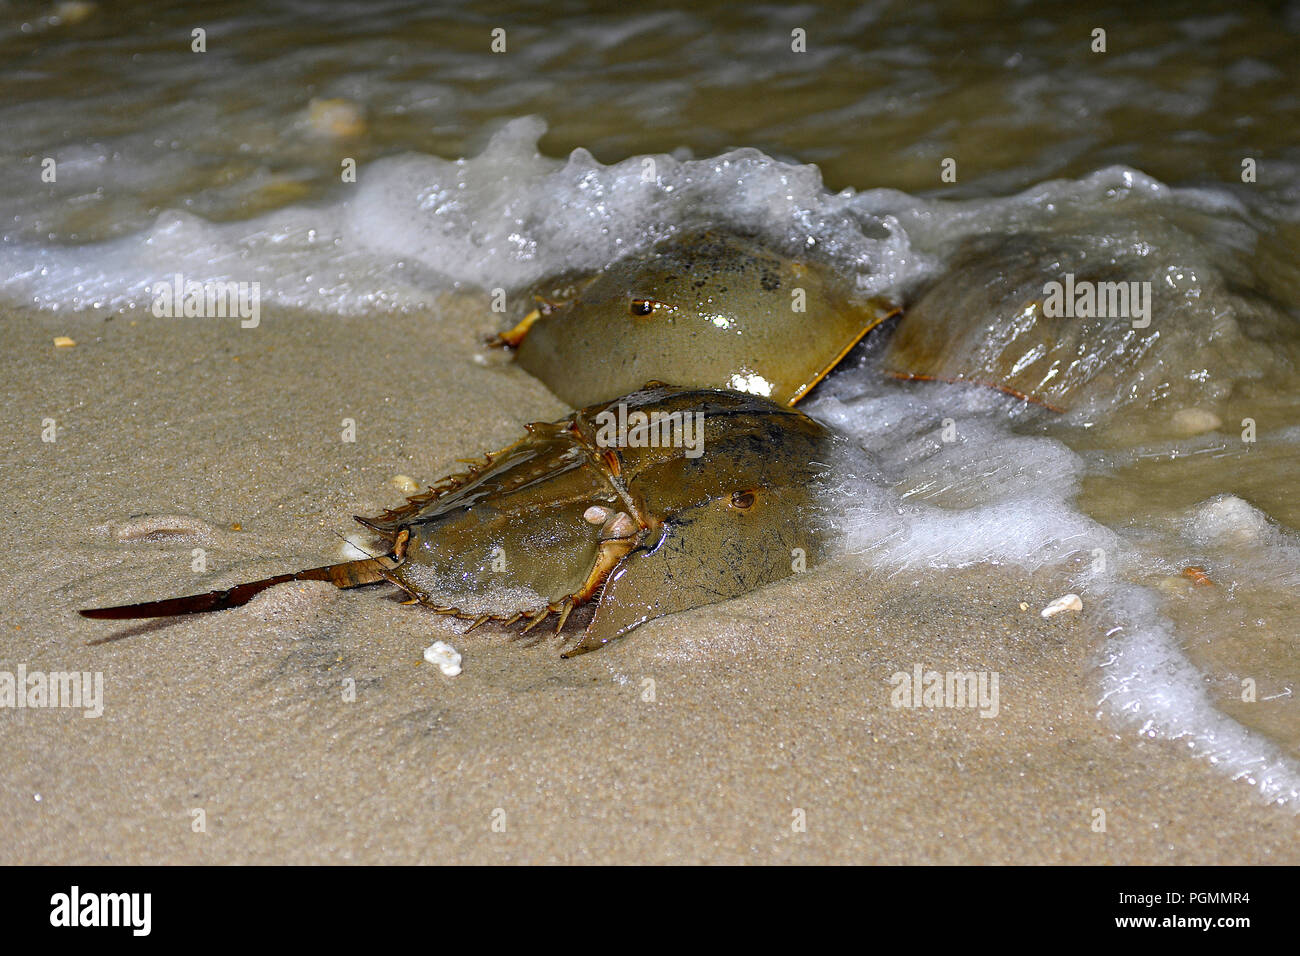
[878,234,1139,413]
[495,229,898,408]
[82,385,835,656]
[874,227,1278,416]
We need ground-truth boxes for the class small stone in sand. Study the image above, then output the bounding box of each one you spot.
[53,336,76,347]
[1188,494,1271,548]
[306,98,366,138]
[1157,575,1192,593]
[54,1,96,25]
[424,640,463,677]
[1171,407,1221,435]
[338,533,375,561]
[391,474,420,495]
[1041,593,1083,618]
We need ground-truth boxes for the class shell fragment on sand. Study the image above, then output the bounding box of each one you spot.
[305,98,366,138]
[1041,593,1083,618]
[424,640,463,677]
[1171,407,1222,435]
[390,474,420,495]
[338,534,375,561]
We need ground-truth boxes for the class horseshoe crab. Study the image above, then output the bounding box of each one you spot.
[877,233,1150,414]
[874,226,1292,418]
[81,385,835,656]
[495,229,899,408]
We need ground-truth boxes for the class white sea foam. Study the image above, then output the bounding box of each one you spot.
[3,117,1254,320]
[1098,579,1300,808]
[806,372,1300,810]
[1,118,922,313]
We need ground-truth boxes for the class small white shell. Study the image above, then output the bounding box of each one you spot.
[305,97,366,138]
[1041,593,1083,618]
[391,474,420,495]
[1171,407,1221,435]
[338,533,374,561]
[602,512,637,539]
[424,640,463,677]
[583,505,612,525]
[54,2,97,26]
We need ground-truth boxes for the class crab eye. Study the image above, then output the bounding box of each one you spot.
[730,490,756,511]
[629,298,658,316]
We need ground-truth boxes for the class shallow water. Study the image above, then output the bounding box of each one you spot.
[2,0,1299,840]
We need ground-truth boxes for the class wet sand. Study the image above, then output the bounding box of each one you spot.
[2,299,1296,864]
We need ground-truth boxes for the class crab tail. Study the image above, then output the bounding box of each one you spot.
[79,556,399,621]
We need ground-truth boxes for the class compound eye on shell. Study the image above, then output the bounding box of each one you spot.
[729,490,757,511]
[629,298,661,317]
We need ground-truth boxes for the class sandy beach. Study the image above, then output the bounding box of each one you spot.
[2,298,1295,865]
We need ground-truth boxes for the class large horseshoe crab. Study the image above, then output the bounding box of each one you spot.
[495,229,899,408]
[82,385,835,656]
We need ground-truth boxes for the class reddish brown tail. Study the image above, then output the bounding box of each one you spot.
[79,557,396,620]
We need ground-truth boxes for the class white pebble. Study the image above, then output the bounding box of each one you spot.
[424,640,463,677]
[54,2,97,26]
[391,474,420,495]
[1171,407,1221,435]
[1187,494,1271,548]
[338,533,374,561]
[583,505,612,524]
[1041,593,1083,618]
[1158,575,1192,594]
[305,98,365,138]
